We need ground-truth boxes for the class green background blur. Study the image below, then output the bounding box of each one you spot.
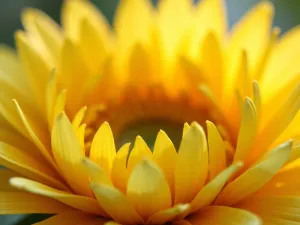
[0,0,299,224]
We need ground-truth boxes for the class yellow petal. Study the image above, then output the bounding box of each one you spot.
[34,211,106,225]
[10,177,106,216]
[91,184,144,224]
[206,121,226,180]
[90,122,116,175]
[261,26,300,100]
[127,136,152,173]
[79,17,112,74]
[111,143,130,193]
[76,124,86,153]
[187,0,227,58]
[227,1,273,79]
[58,39,89,114]
[51,112,91,196]
[0,143,66,190]
[254,85,300,159]
[72,106,87,130]
[82,158,112,186]
[0,192,70,214]
[158,0,192,57]
[187,206,261,225]
[216,141,292,206]
[13,98,55,169]
[127,159,171,219]
[238,195,300,225]
[0,169,20,191]
[153,130,177,195]
[190,162,243,213]
[147,204,190,225]
[175,122,208,204]
[21,8,62,61]
[233,98,258,163]
[114,0,153,50]
[46,69,57,129]
[62,0,111,42]
[53,89,67,123]
[182,122,190,137]
[15,31,52,110]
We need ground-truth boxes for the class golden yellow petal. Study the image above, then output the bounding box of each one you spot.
[127,136,152,173]
[51,112,91,196]
[190,162,243,213]
[153,130,177,196]
[90,122,116,175]
[127,159,171,219]
[111,143,130,193]
[187,206,261,225]
[0,143,66,190]
[146,204,190,225]
[10,177,106,216]
[206,121,226,180]
[233,98,258,163]
[174,122,208,204]
[0,192,71,214]
[216,141,292,206]
[91,183,144,224]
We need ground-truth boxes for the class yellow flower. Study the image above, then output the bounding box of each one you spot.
[1,0,300,224]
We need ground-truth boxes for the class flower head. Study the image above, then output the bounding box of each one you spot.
[1,0,300,224]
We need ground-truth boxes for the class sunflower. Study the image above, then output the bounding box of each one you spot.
[1,0,300,224]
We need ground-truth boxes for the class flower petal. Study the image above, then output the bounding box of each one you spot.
[153,130,177,196]
[175,122,208,204]
[206,121,226,180]
[0,192,71,214]
[147,204,190,225]
[187,206,261,225]
[0,143,66,190]
[91,183,144,224]
[216,141,292,206]
[127,159,171,219]
[90,122,116,175]
[51,112,91,196]
[190,162,243,213]
[10,177,106,216]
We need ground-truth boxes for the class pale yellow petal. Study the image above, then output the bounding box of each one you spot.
[111,143,130,193]
[216,141,292,206]
[51,112,91,196]
[76,124,86,152]
[187,206,261,225]
[114,0,153,50]
[206,121,226,180]
[72,106,87,130]
[35,212,106,225]
[91,184,144,224]
[127,159,171,219]
[45,69,57,129]
[127,136,152,173]
[0,192,71,214]
[10,177,106,216]
[233,98,257,163]
[90,122,116,175]
[62,0,111,42]
[153,130,177,195]
[175,122,208,204]
[190,162,243,213]
[82,158,112,186]
[187,0,227,58]
[227,1,273,81]
[0,143,66,190]
[147,204,190,225]
[21,8,62,61]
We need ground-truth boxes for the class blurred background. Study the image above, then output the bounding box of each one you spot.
[0,0,299,224]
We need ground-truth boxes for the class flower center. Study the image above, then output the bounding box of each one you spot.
[83,86,232,151]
